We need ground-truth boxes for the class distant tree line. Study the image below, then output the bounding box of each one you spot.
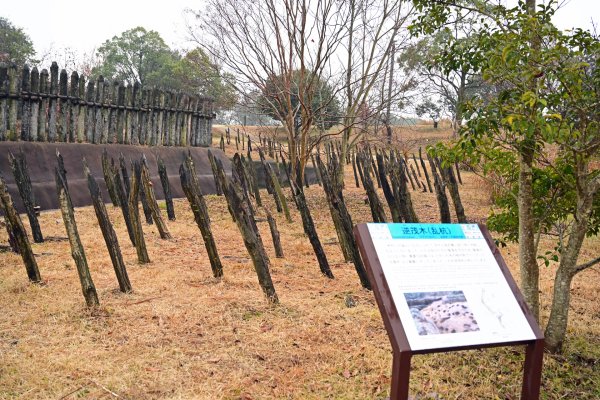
[0,20,237,112]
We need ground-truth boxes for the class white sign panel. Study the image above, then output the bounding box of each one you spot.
[367,223,535,351]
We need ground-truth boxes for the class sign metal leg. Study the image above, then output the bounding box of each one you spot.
[390,351,412,400]
[521,339,544,400]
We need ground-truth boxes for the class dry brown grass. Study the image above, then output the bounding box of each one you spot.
[0,135,598,399]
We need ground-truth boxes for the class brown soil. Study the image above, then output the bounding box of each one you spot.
[1,126,598,399]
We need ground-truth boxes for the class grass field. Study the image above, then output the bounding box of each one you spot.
[1,126,598,399]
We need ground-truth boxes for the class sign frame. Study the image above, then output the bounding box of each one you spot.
[353,223,544,400]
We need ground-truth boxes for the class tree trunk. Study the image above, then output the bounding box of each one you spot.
[544,267,574,353]
[544,171,600,352]
[518,147,540,320]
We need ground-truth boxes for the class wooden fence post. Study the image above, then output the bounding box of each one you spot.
[8,150,44,242]
[94,76,105,144]
[233,154,283,258]
[128,160,151,264]
[412,154,422,177]
[389,151,418,223]
[0,65,6,140]
[58,69,68,142]
[439,160,467,223]
[401,156,417,191]
[289,178,333,278]
[179,159,223,278]
[376,153,401,223]
[0,63,7,141]
[157,156,175,220]
[408,163,422,191]
[29,67,40,141]
[84,160,132,292]
[48,62,59,142]
[116,82,125,144]
[141,156,172,239]
[113,164,136,247]
[20,65,31,141]
[7,63,19,140]
[317,155,370,289]
[243,154,262,207]
[225,176,279,304]
[0,175,41,283]
[107,81,117,143]
[207,150,224,196]
[101,149,120,207]
[357,152,387,223]
[427,152,451,223]
[258,148,292,222]
[313,154,352,262]
[77,74,86,142]
[131,82,141,145]
[419,147,433,193]
[119,152,131,195]
[85,78,95,143]
[55,165,99,307]
[68,71,79,143]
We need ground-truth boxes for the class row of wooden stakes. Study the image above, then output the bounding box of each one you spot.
[1,137,467,306]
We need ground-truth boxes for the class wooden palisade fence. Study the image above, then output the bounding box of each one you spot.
[0,62,215,147]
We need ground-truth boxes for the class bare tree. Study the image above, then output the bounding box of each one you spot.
[337,0,415,184]
[190,0,349,178]
[189,0,416,180]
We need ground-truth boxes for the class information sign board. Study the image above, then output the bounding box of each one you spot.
[368,223,535,351]
[354,223,544,400]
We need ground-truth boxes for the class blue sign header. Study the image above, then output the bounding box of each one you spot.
[387,223,467,239]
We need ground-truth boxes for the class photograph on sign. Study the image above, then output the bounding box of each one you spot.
[367,223,536,351]
[405,291,479,336]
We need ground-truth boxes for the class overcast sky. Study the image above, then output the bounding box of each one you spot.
[3,0,599,64]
